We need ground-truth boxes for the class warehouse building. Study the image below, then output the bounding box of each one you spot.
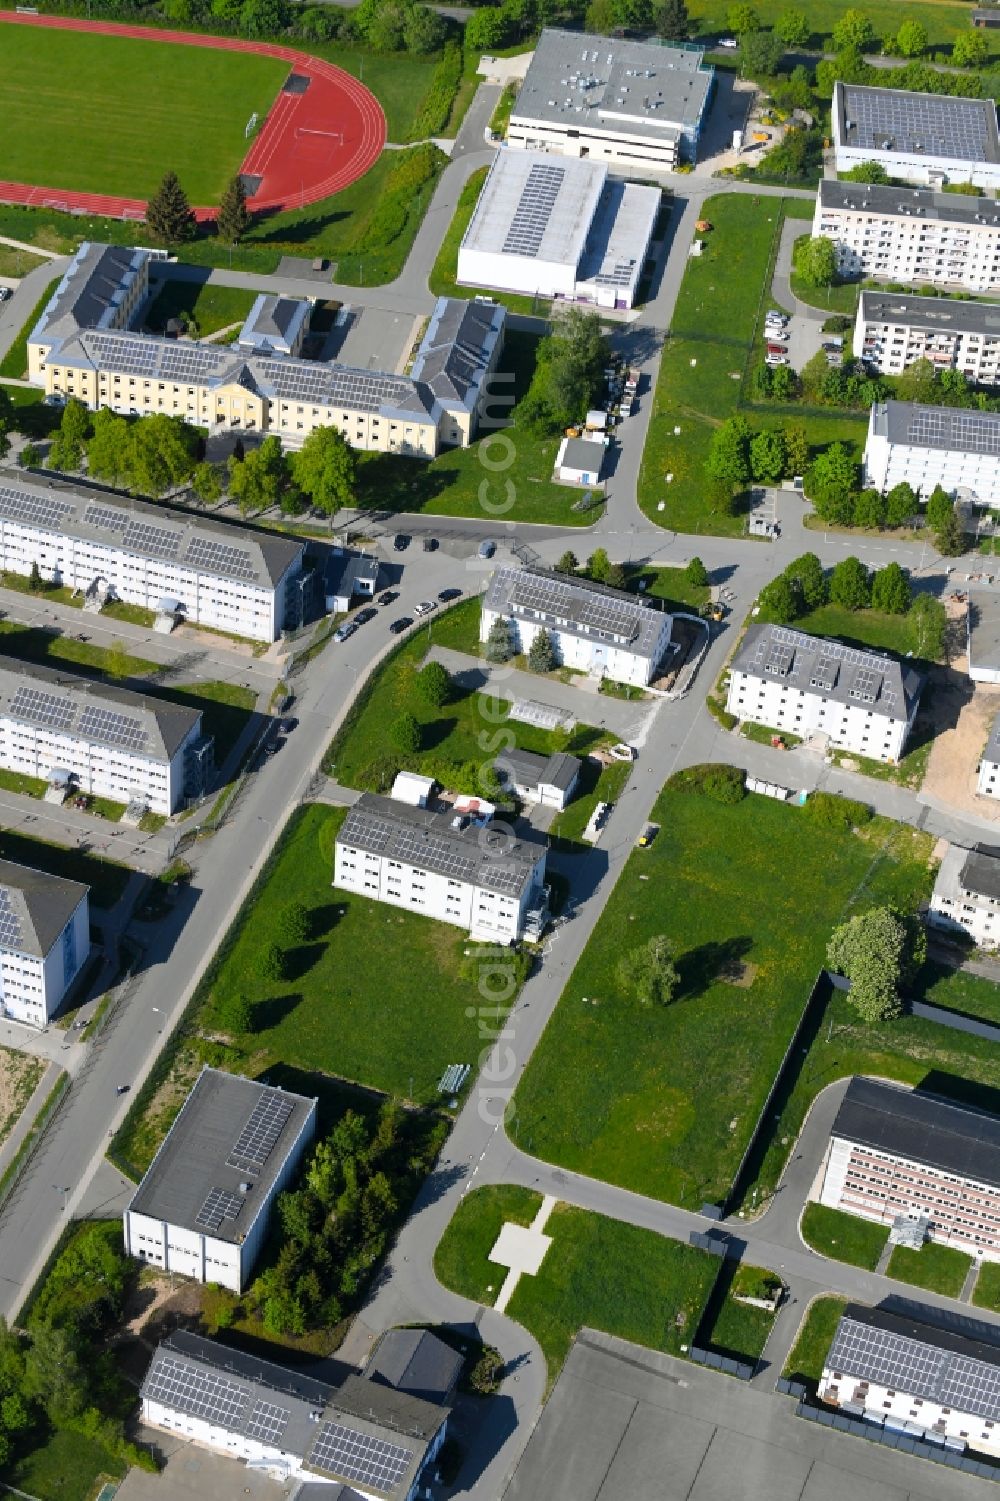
[978,711,1000,797]
[816,1074,1000,1260]
[831,82,1000,191]
[0,658,207,815]
[927,842,1000,950]
[855,289,1000,386]
[28,241,149,383]
[482,566,672,688]
[820,1303,1000,1457]
[0,861,90,1027]
[124,1069,317,1294]
[507,29,713,173]
[457,150,659,310]
[863,400,1000,508]
[726,624,921,763]
[813,179,1000,293]
[0,475,304,642]
[334,790,549,943]
[141,1328,451,1499]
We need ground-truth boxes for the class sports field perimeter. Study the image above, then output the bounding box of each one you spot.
[0,22,288,203]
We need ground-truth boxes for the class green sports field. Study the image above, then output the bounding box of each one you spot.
[0,24,289,203]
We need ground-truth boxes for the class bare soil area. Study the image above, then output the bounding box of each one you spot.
[922,652,1000,821]
[0,1045,44,1148]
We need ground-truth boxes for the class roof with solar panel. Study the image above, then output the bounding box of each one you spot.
[127,1067,316,1243]
[873,399,1000,456]
[461,151,606,269]
[0,473,302,588]
[484,565,669,660]
[410,296,505,412]
[0,859,88,959]
[0,656,201,760]
[834,82,1000,164]
[826,1304,1000,1420]
[732,623,922,719]
[339,791,546,899]
[30,242,148,352]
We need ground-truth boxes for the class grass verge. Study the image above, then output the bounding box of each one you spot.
[0,275,62,379]
[799,1202,888,1271]
[782,1295,848,1395]
[885,1240,972,1297]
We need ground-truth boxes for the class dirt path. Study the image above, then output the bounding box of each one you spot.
[922,655,1000,821]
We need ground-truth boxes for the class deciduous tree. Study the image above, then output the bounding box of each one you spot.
[749,428,787,484]
[893,18,927,57]
[774,7,809,45]
[831,8,874,51]
[829,554,870,610]
[292,425,357,517]
[389,712,422,756]
[870,560,911,614]
[793,234,837,289]
[827,906,907,1022]
[416,661,450,706]
[617,934,679,1006]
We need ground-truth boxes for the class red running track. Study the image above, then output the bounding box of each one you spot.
[0,13,386,220]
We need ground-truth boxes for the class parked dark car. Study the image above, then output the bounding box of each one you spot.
[438,587,463,602]
[378,590,398,606]
[389,616,413,635]
[279,717,298,734]
[393,533,410,552]
[354,607,378,625]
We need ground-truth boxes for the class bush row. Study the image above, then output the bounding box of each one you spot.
[355,143,442,252]
[408,41,463,141]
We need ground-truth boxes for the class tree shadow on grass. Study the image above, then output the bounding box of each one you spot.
[283,942,328,983]
[420,715,459,752]
[309,900,343,940]
[677,936,754,1002]
[253,990,304,1032]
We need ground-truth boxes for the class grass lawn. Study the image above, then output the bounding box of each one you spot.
[429,166,548,316]
[789,237,861,316]
[355,333,598,526]
[144,281,257,338]
[0,274,62,379]
[886,1240,972,1297]
[0,23,288,203]
[782,1296,848,1393]
[912,959,1000,1026]
[688,0,1000,54]
[758,601,924,659]
[0,1046,44,1148]
[973,1261,1000,1313]
[698,1264,779,1364]
[0,767,48,800]
[433,1184,543,1304]
[628,564,710,614]
[0,246,48,278]
[515,787,935,1209]
[0,1426,124,1501]
[0,828,129,908]
[800,1203,888,1271]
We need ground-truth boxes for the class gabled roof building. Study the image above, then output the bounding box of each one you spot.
[237,294,311,357]
[493,746,581,810]
[0,859,90,1027]
[928,842,1000,951]
[28,242,149,382]
[978,711,1000,799]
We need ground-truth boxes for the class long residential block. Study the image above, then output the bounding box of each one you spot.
[726,624,921,763]
[0,474,303,641]
[855,289,1000,385]
[28,241,150,384]
[814,179,1000,293]
[124,1068,317,1294]
[0,860,90,1026]
[832,82,1000,191]
[863,400,1000,508]
[927,841,1000,950]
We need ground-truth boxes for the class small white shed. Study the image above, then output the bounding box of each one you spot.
[391,771,435,808]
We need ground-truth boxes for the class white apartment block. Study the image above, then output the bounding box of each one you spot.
[124,1069,317,1294]
[979,711,1000,797]
[927,842,1000,950]
[855,289,1000,386]
[968,591,1000,685]
[482,565,672,689]
[813,179,1000,293]
[507,29,713,173]
[0,657,205,815]
[0,474,304,642]
[816,1076,1000,1262]
[141,1329,449,1500]
[0,860,90,1027]
[832,82,1000,191]
[727,624,921,763]
[820,1304,1000,1459]
[334,791,548,944]
[28,241,150,384]
[863,400,1000,509]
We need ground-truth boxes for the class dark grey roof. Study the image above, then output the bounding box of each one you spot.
[127,1067,317,1242]
[410,296,505,413]
[859,289,1000,339]
[0,858,88,958]
[32,242,146,346]
[834,82,1000,163]
[731,623,922,722]
[238,295,313,356]
[0,655,201,761]
[960,843,1000,900]
[338,792,545,899]
[326,1372,446,1442]
[250,295,307,339]
[367,1330,463,1406]
[984,710,1000,764]
[820,176,1000,229]
[831,1075,1000,1190]
[494,746,580,793]
[0,473,302,590]
[157,1329,334,1407]
[968,590,1000,674]
[561,436,606,473]
[828,1305,1000,1419]
[325,549,379,599]
[484,565,668,662]
[871,400,1000,456]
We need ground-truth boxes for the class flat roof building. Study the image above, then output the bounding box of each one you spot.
[482,565,673,688]
[124,1068,317,1293]
[556,434,607,485]
[832,82,1000,190]
[855,289,1000,387]
[967,590,1000,683]
[0,859,90,1027]
[237,294,311,358]
[864,399,1000,508]
[820,1303,1000,1457]
[928,841,1000,951]
[457,150,659,310]
[508,29,713,174]
[493,746,581,810]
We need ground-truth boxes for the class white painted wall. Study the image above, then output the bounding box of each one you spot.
[725,670,911,762]
[812,196,1000,294]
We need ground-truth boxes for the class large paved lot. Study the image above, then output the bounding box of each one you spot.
[504,1331,993,1501]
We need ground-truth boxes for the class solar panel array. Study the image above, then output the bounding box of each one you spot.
[187,536,257,583]
[309,1420,413,1492]
[124,520,181,560]
[502,163,567,258]
[506,571,643,644]
[244,1400,291,1445]
[829,1316,1000,1421]
[257,356,425,418]
[0,484,74,531]
[83,330,231,384]
[9,685,76,731]
[83,503,128,533]
[144,1354,250,1429]
[78,705,149,752]
[195,1186,246,1230]
[227,1093,294,1174]
[843,86,993,161]
[0,889,24,951]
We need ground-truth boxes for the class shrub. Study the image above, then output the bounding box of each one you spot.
[357,145,442,253]
[802,791,871,831]
[666,763,746,803]
[408,41,463,140]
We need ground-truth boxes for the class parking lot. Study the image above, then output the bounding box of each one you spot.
[760,307,833,380]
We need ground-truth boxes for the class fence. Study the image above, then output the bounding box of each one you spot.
[795,1400,1000,1483]
[688,1345,757,1381]
[687,1234,758,1382]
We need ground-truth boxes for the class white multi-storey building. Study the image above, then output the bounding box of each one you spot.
[927,842,1000,949]
[507,29,714,173]
[820,1304,1000,1458]
[141,1329,451,1499]
[816,1075,1000,1261]
[334,791,548,943]
[27,241,149,384]
[482,566,672,688]
[726,624,921,763]
[831,82,1000,191]
[813,179,1000,293]
[0,860,90,1027]
[124,1069,317,1294]
[863,400,1000,508]
[855,290,1000,386]
[0,474,304,642]
[978,712,1000,798]
[0,658,206,815]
